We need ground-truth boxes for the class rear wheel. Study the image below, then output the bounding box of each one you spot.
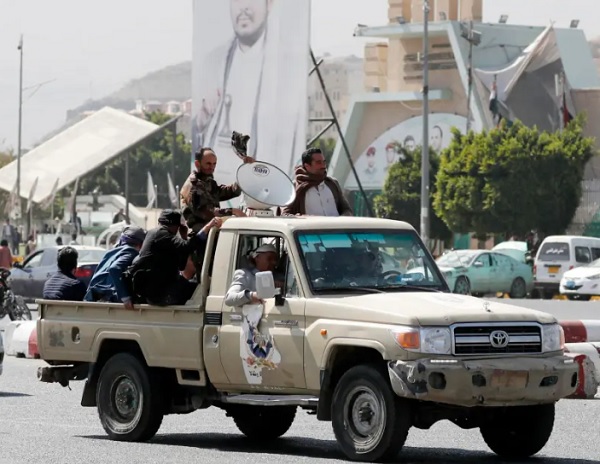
[96,353,164,442]
[509,277,527,299]
[8,295,31,321]
[480,403,555,459]
[332,365,411,462]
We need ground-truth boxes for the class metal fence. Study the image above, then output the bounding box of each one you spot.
[568,180,600,236]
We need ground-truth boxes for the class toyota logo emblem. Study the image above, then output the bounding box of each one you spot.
[490,330,509,348]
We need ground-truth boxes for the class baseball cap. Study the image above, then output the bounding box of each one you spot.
[251,243,277,257]
[121,226,146,245]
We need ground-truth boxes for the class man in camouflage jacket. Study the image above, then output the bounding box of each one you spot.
[181,147,254,233]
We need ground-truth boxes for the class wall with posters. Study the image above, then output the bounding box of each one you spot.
[344,113,467,191]
[191,0,309,191]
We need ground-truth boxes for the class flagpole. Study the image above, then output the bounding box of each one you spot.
[17,35,24,224]
[420,0,431,246]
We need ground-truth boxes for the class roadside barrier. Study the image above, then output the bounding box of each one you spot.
[3,320,38,359]
[560,320,600,344]
[564,342,600,400]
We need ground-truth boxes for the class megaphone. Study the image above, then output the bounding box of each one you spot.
[236,162,296,217]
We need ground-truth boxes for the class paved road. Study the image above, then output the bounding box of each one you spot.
[0,356,598,464]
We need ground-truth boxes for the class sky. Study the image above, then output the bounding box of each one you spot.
[0,0,599,150]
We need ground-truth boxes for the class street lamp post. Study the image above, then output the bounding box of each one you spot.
[420,1,430,245]
[17,35,23,223]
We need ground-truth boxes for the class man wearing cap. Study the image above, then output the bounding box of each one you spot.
[130,209,222,306]
[181,147,253,234]
[225,243,279,307]
[84,226,147,310]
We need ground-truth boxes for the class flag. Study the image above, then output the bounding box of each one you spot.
[562,90,574,127]
[26,177,38,212]
[146,171,157,209]
[167,173,178,208]
[40,178,59,210]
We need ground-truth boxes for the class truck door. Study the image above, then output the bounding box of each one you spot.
[219,234,306,390]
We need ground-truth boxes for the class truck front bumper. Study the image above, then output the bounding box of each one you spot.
[388,356,578,407]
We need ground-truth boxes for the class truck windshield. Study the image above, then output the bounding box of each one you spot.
[295,229,447,293]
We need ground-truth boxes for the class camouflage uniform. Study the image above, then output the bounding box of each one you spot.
[181,171,242,233]
[181,171,241,279]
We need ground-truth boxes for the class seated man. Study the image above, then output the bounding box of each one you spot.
[43,246,87,301]
[84,226,146,309]
[225,244,279,307]
[130,210,221,306]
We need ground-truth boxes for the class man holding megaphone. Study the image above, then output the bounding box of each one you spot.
[181,132,255,233]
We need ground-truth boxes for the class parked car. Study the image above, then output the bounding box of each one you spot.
[9,246,107,303]
[434,250,533,298]
[533,235,600,299]
[559,257,600,300]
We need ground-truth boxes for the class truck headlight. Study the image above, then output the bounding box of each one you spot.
[542,324,565,352]
[390,326,452,355]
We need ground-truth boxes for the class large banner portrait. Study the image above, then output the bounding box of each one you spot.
[344,113,468,191]
[192,0,310,191]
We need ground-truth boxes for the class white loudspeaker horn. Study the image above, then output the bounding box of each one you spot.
[236,162,296,217]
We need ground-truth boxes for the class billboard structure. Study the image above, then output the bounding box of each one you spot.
[344,113,468,191]
[192,0,310,195]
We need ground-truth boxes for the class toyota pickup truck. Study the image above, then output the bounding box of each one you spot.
[36,216,578,462]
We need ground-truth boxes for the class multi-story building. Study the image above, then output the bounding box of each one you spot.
[307,54,365,142]
[330,0,600,227]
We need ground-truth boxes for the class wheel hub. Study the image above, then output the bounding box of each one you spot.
[113,377,139,419]
[349,390,382,437]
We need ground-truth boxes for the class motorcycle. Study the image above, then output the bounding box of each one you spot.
[0,267,32,321]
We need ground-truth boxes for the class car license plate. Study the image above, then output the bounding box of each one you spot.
[548,266,560,274]
[490,370,529,389]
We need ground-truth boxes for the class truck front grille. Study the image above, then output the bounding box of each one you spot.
[453,324,542,356]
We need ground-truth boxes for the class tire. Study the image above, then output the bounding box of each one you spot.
[480,403,555,459]
[332,365,411,462]
[8,296,31,321]
[453,276,471,295]
[232,405,296,440]
[96,353,164,442]
[509,277,527,299]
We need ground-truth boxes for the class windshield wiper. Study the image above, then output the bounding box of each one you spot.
[382,284,444,293]
[314,286,385,294]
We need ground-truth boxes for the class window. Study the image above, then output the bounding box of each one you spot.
[592,248,600,261]
[538,242,570,262]
[24,251,43,269]
[295,229,445,293]
[473,254,491,268]
[575,246,591,264]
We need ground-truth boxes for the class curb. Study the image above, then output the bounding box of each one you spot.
[5,320,38,359]
[564,342,600,399]
[560,320,600,343]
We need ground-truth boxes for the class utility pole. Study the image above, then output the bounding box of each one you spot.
[420,1,430,245]
[466,21,474,132]
[17,35,24,223]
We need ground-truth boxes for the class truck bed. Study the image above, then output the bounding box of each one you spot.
[37,299,205,370]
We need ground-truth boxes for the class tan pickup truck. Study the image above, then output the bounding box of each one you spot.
[36,217,578,462]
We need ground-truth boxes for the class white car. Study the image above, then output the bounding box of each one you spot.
[559,258,600,300]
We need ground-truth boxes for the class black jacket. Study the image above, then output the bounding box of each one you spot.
[130,226,207,297]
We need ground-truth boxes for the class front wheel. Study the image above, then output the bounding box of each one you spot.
[332,365,411,462]
[231,405,296,440]
[96,353,164,442]
[480,403,555,459]
[454,276,471,295]
[509,277,527,299]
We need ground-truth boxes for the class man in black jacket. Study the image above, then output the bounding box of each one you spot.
[130,209,221,305]
[43,246,87,301]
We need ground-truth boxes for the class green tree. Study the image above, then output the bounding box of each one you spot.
[434,117,595,237]
[374,144,452,241]
[79,111,191,208]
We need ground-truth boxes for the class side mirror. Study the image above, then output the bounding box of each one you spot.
[13,262,23,269]
[473,261,484,268]
[255,271,280,300]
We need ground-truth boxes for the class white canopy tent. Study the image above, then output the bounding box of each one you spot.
[0,107,161,204]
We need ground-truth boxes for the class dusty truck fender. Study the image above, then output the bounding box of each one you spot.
[90,331,147,363]
[316,338,390,421]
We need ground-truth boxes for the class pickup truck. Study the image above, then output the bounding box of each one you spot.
[36,216,578,462]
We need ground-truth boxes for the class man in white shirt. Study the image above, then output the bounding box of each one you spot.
[281,148,353,217]
[195,0,273,158]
